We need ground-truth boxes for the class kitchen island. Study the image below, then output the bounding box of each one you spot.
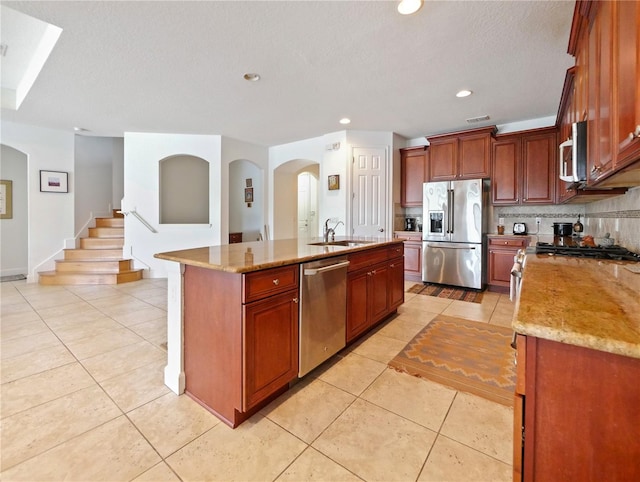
[512,254,640,481]
[155,237,404,427]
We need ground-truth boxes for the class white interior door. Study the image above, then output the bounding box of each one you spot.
[297,172,318,238]
[351,147,387,237]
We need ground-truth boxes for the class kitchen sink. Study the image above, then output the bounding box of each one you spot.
[308,240,375,247]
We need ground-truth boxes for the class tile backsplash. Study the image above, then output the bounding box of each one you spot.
[397,186,640,252]
[492,186,640,252]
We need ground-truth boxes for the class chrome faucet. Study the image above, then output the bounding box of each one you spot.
[323,219,344,242]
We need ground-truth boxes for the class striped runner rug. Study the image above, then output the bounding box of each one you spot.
[407,283,484,303]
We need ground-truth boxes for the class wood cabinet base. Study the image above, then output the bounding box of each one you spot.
[186,385,288,429]
[518,336,640,481]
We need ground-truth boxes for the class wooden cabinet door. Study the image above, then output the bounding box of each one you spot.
[588,1,614,185]
[491,137,520,205]
[402,240,422,282]
[243,289,299,411]
[387,257,405,312]
[488,248,518,287]
[459,133,491,179]
[522,131,556,204]
[401,148,427,206]
[488,237,527,289]
[428,140,457,181]
[346,270,370,342]
[368,263,389,325]
[613,0,640,168]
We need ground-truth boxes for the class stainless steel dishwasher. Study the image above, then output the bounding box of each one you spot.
[299,256,350,377]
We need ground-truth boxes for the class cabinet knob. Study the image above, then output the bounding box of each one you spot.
[591,165,602,174]
[293,297,298,303]
[629,126,640,140]
[272,279,280,285]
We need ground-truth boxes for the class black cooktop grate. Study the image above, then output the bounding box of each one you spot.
[536,242,640,261]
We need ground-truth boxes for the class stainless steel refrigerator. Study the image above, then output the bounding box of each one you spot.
[422,179,487,289]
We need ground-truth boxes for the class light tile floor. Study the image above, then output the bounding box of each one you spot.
[1,278,515,481]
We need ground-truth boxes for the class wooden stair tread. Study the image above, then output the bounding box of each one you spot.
[39,214,143,285]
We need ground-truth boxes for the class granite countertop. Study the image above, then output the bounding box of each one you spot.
[513,254,640,359]
[154,237,402,274]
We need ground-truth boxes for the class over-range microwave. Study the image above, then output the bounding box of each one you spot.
[558,120,587,183]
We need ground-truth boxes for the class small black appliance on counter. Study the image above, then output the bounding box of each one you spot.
[405,217,416,231]
[513,222,527,235]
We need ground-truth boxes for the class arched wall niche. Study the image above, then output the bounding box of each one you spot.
[159,154,209,224]
[228,158,263,242]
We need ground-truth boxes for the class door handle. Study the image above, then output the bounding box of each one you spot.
[303,260,350,275]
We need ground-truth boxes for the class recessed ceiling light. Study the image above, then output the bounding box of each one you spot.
[339,118,351,125]
[73,127,89,133]
[243,73,260,82]
[397,0,423,15]
[456,89,473,98]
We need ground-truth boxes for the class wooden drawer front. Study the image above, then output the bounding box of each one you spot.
[387,243,404,260]
[243,265,299,303]
[348,247,388,272]
[489,237,528,248]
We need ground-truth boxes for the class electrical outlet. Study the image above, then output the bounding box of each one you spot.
[536,217,541,224]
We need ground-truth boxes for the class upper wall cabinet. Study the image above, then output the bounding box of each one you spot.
[612,0,640,171]
[492,128,557,205]
[575,0,640,188]
[426,126,496,181]
[400,146,428,207]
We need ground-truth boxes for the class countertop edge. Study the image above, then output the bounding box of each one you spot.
[154,238,403,274]
[512,321,640,360]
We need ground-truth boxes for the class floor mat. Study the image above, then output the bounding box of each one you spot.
[407,283,484,303]
[389,315,515,406]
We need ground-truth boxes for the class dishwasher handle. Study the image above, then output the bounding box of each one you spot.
[303,260,350,276]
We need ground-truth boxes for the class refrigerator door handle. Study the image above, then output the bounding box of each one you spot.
[449,188,454,234]
[426,243,476,249]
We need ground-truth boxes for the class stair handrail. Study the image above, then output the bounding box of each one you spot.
[118,209,158,233]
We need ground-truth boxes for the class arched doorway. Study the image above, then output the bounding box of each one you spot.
[0,144,28,277]
[273,159,319,240]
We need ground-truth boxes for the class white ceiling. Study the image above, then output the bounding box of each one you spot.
[0,0,576,147]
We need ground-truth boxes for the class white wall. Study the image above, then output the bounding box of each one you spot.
[1,121,75,281]
[221,137,268,241]
[0,145,28,276]
[123,132,222,277]
[269,130,398,239]
[112,137,124,209]
[74,135,116,234]
[405,116,558,147]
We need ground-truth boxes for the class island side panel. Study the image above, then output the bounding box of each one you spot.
[164,261,185,394]
[183,265,243,425]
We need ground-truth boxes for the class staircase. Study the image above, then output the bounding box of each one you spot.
[39,211,144,285]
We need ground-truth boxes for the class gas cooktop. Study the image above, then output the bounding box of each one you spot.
[536,242,640,261]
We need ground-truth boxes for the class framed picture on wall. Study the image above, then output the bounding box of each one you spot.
[40,170,68,193]
[244,187,254,203]
[0,180,12,219]
[328,174,340,191]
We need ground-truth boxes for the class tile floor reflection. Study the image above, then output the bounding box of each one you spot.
[1,278,514,481]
